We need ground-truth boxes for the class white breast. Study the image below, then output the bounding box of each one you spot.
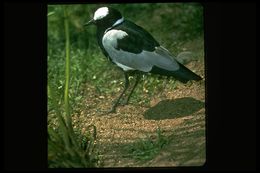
[102,30,135,71]
[102,29,128,48]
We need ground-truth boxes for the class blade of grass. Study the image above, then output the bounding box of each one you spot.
[63,5,72,132]
[63,6,80,150]
[48,84,70,148]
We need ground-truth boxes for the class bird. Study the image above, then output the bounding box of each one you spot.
[85,6,202,113]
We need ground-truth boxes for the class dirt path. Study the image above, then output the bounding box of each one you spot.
[74,61,206,167]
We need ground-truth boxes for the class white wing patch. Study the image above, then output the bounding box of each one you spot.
[94,7,109,20]
[114,62,135,71]
[102,29,180,72]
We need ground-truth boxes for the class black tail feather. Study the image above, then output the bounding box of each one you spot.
[150,62,202,83]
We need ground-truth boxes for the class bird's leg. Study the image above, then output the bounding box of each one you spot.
[107,72,130,113]
[121,74,141,106]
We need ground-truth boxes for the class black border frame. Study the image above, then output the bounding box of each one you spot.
[4,1,256,171]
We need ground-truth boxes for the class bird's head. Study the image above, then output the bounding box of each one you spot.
[84,7,124,29]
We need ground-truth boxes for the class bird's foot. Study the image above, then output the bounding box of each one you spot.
[106,107,116,114]
[98,107,117,115]
[119,99,129,106]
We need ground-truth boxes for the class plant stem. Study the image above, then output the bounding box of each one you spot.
[63,6,73,132]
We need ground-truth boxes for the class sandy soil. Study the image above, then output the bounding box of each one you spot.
[73,61,206,167]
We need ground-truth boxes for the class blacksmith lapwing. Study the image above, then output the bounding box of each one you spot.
[85,6,202,113]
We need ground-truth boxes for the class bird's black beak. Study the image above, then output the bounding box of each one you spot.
[84,19,94,27]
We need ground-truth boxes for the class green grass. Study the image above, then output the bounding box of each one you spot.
[48,6,101,168]
[124,128,169,162]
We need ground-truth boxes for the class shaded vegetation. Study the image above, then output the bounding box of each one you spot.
[125,128,169,162]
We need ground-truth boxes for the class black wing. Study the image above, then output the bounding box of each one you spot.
[114,20,160,54]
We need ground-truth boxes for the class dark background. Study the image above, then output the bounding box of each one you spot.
[4,2,256,171]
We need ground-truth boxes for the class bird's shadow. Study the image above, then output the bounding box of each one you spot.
[144,97,204,120]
